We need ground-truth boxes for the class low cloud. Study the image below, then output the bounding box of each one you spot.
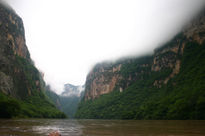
[4,0,205,94]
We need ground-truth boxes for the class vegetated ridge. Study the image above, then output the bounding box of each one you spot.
[75,9,205,119]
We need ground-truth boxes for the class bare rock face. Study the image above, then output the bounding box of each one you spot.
[84,38,185,99]
[84,58,153,100]
[152,9,205,88]
[0,71,14,96]
[0,3,67,119]
[84,9,205,100]
[84,63,122,100]
[184,10,205,44]
[0,3,42,98]
[0,4,30,59]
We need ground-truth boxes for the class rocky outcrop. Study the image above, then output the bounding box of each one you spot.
[84,63,122,100]
[184,10,205,44]
[0,71,14,96]
[84,9,205,100]
[151,9,205,88]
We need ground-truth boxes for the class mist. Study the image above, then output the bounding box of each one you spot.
[4,0,205,94]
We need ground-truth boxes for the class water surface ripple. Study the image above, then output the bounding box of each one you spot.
[0,119,205,136]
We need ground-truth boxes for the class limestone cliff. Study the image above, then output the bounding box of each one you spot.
[0,3,42,98]
[84,9,205,101]
[0,3,66,118]
[0,4,30,59]
[0,3,28,97]
[85,63,122,100]
[76,8,205,119]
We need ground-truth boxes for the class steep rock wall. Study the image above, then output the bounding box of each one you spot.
[0,3,42,98]
[0,4,30,59]
[85,63,122,100]
[84,9,205,100]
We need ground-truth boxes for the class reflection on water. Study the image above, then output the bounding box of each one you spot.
[0,119,205,136]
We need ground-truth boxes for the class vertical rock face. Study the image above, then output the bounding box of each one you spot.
[84,42,184,100]
[0,4,30,59]
[0,3,41,98]
[184,10,205,44]
[84,63,122,100]
[0,3,66,119]
[0,71,13,95]
[76,8,205,120]
[84,9,205,101]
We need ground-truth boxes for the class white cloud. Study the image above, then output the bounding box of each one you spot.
[5,0,205,94]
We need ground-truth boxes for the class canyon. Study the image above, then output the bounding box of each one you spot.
[76,9,205,119]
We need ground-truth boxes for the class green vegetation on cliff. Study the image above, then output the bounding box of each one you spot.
[75,38,205,119]
[0,92,66,118]
[0,3,66,118]
[60,96,81,118]
[45,86,83,118]
[0,55,66,119]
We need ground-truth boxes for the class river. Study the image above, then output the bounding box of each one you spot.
[0,119,205,136]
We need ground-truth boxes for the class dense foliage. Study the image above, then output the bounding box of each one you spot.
[60,96,80,118]
[0,92,66,118]
[45,87,82,118]
[0,50,66,119]
[75,40,205,120]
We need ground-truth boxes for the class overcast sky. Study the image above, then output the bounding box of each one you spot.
[3,0,205,94]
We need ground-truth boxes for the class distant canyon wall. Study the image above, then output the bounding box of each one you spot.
[84,9,205,100]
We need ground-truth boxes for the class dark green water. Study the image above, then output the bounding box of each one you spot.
[0,119,205,136]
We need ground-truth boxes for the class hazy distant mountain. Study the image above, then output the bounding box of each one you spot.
[45,83,85,118]
[57,83,85,118]
[61,84,85,97]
